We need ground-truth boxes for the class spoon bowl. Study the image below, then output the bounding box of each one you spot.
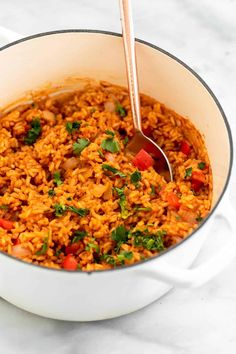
[120,0,173,181]
[126,130,173,181]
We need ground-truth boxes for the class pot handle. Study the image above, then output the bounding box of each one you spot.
[0,26,23,44]
[140,195,236,287]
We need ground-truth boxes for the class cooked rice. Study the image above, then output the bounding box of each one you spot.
[0,81,212,271]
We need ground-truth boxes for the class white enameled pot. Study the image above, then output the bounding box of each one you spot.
[0,28,235,321]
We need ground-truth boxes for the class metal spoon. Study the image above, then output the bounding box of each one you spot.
[119,0,173,181]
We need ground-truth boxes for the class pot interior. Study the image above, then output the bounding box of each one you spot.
[0,31,232,206]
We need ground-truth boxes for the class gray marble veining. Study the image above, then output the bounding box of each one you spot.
[0,0,236,353]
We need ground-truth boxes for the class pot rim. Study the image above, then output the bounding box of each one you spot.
[0,29,233,275]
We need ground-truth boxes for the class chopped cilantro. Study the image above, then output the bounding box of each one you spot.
[102,164,126,178]
[55,249,62,257]
[54,204,89,218]
[36,237,48,255]
[130,170,141,187]
[150,184,156,196]
[85,243,99,253]
[134,206,152,212]
[122,136,129,146]
[54,203,67,217]
[67,206,89,217]
[66,121,81,134]
[114,186,129,219]
[48,189,56,197]
[117,251,133,264]
[101,137,120,153]
[132,229,166,251]
[98,149,104,158]
[102,254,116,266]
[184,167,193,179]
[72,230,87,243]
[24,118,41,145]
[0,205,8,210]
[53,171,63,186]
[73,138,90,155]
[115,102,127,117]
[111,225,129,245]
[196,215,203,222]
[105,130,115,137]
[198,162,206,170]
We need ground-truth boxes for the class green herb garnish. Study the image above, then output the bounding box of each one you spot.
[48,189,56,197]
[54,203,67,217]
[0,205,8,210]
[114,186,129,219]
[122,136,129,146]
[98,149,104,158]
[73,138,90,155]
[117,251,133,264]
[66,121,81,134]
[53,171,63,186]
[102,164,126,178]
[101,137,120,153]
[198,162,206,170]
[111,225,129,251]
[72,230,87,243]
[132,229,166,251]
[53,204,89,217]
[102,254,116,266]
[115,102,127,117]
[105,130,115,137]
[24,118,41,145]
[184,167,193,179]
[150,184,156,196]
[67,206,89,217]
[130,170,141,187]
[36,237,48,255]
[196,215,203,222]
[85,243,99,253]
[55,249,62,257]
[134,206,152,212]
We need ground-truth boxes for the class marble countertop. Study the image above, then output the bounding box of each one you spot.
[0,0,236,353]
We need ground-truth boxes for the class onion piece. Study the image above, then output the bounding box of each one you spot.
[104,101,115,113]
[92,184,107,198]
[42,110,55,122]
[12,244,31,258]
[105,152,115,162]
[103,182,113,201]
[62,157,79,170]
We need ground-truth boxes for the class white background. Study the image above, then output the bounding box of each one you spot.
[0,0,236,353]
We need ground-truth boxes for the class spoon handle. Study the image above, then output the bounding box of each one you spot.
[119,0,142,132]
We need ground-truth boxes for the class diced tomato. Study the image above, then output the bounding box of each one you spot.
[143,126,153,137]
[180,141,191,156]
[179,208,197,224]
[13,238,21,245]
[65,242,80,255]
[191,171,206,192]
[132,149,154,171]
[62,254,78,270]
[0,218,14,230]
[167,192,181,210]
[143,142,163,158]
